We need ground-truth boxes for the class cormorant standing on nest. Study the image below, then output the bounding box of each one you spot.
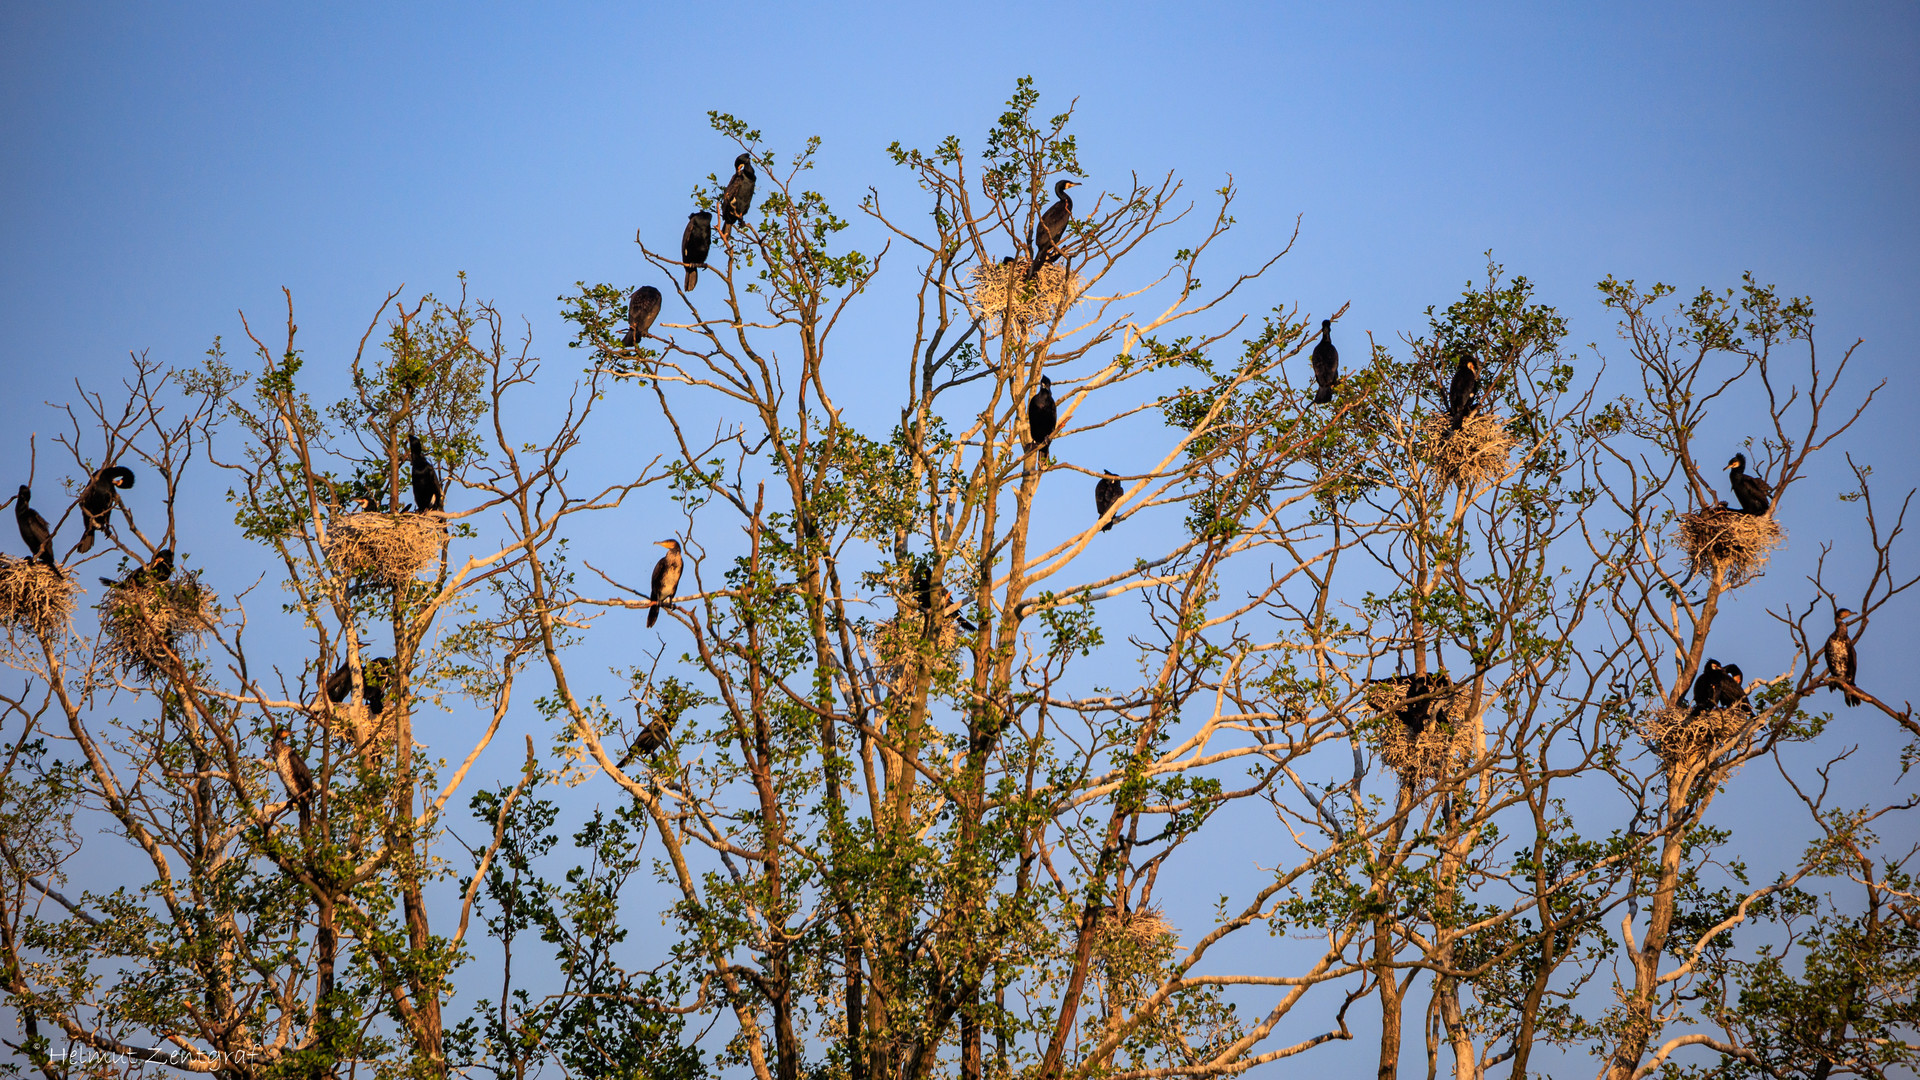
[621,286,662,348]
[1026,178,1081,279]
[1447,352,1481,431]
[1719,663,1750,712]
[326,655,393,715]
[1725,453,1772,516]
[1026,376,1057,462]
[409,434,444,513]
[270,727,314,804]
[720,153,757,238]
[1094,471,1122,531]
[1368,672,1450,739]
[649,539,682,628]
[100,548,172,589]
[1310,320,1339,405]
[618,700,676,768]
[682,212,713,290]
[76,465,135,554]
[14,485,55,571]
[1690,659,1726,713]
[1825,608,1860,707]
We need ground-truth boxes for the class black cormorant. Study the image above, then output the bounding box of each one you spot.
[1026,178,1081,279]
[1718,662,1750,712]
[1825,608,1860,707]
[14,485,55,571]
[271,726,314,803]
[622,286,662,348]
[682,212,713,290]
[1026,376,1057,462]
[1094,471,1122,531]
[1725,453,1772,516]
[409,434,444,513]
[326,655,393,715]
[649,539,682,628]
[618,700,676,768]
[75,465,134,554]
[1368,672,1451,739]
[1447,352,1481,431]
[720,153,757,238]
[1310,320,1339,405]
[1691,659,1726,713]
[99,548,172,589]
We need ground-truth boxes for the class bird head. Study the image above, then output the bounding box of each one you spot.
[272,726,291,743]
[657,539,681,553]
[1055,178,1081,195]
[1703,658,1722,674]
[734,152,753,171]
[109,468,133,488]
[1724,663,1744,683]
[15,485,27,502]
[691,211,712,223]
[1835,607,1856,623]
[1725,453,1746,472]
[1320,319,1331,333]
[152,548,174,565]
[1104,469,1117,477]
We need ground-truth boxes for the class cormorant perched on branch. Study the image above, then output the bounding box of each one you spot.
[720,153,757,238]
[270,727,314,804]
[14,485,55,571]
[76,465,134,554]
[682,212,713,291]
[1026,376,1057,462]
[1026,178,1081,279]
[1825,608,1860,707]
[1447,352,1481,431]
[618,700,676,768]
[1310,320,1339,405]
[1690,658,1747,714]
[99,548,172,589]
[1094,471,1122,531]
[622,286,662,348]
[1725,453,1772,516]
[409,434,444,513]
[326,655,393,715]
[649,539,682,628]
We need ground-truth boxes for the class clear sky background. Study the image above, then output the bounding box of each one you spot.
[4,2,1917,1073]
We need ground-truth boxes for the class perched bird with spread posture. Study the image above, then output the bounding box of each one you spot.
[409,434,444,514]
[1447,351,1481,431]
[75,465,135,554]
[720,153,757,238]
[1026,376,1057,462]
[618,700,676,768]
[1825,608,1860,707]
[1094,471,1123,531]
[15,485,56,571]
[1310,320,1339,405]
[326,655,393,715]
[99,548,173,589]
[622,286,662,348]
[649,539,683,628]
[270,726,314,803]
[1725,453,1772,516]
[1027,178,1082,279]
[682,212,713,290]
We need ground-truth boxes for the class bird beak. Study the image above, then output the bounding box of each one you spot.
[656,540,672,548]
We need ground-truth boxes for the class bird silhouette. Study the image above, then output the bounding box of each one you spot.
[622,286,662,347]
[270,727,314,804]
[75,465,134,554]
[1825,608,1860,707]
[649,539,682,628]
[326,655,393,716]
[682,212,713,290]
[409,434,444,513]
[618,699,677,768]
[1725,453,1772,516]
[14,485,55,571]
[1310,320,1339,405]
[1027,376,1057,462]
[1094,471,1123,531]
[1447,352,1481,431]
[720,153,757,238]
[1026,178,1081,278]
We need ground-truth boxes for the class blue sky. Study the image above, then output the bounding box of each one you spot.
[5,2,1917,1072]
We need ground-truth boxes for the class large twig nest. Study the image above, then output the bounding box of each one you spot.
[965,259,1084,338]
[1417,413,1517,488]
[323,512,446,586]
[1093,906,1176,973]
[1637,703,1753,764]
[1363,678,1476,785]
[1675,507,1783,586]
[99,573,216,678]
[0,556,77,638]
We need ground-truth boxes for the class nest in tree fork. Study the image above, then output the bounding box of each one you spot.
[1092,906,1177,973]
[872,595,962,700]
[0,556,77,638]
[1675,506,1783,586]
[323,512,446,586]
[99,573,215,678]
[1637,703,1753,764]
[1364,679,1477,785]
[1417,413,1517,488]
[965,259,1084,338]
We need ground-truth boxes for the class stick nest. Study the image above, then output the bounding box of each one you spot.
[1675,507,1783,586]
[99,574,216,678]
[1364,680,1476,784]
[1638,704,1753,763]
[1417,413,1518,488]
[0,556,77,638]
[965,260,1084,337]
[324,512,446,586]
[1093,907,1177,972]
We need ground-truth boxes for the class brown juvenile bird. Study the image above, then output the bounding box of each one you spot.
[618,700,676,768]
[1825,608,1860,707]
[76,465,135,554]
[270,726,314,803]
[1094,471,1123,531]
[649,539,682,628]
[622,286,662,347]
